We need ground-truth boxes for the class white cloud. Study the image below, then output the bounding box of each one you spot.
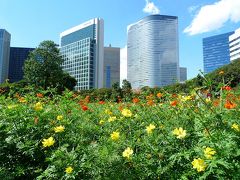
[143,0,160,15]
[120,46,127,87]
[184,0,240,35]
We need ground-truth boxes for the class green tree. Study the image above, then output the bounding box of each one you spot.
[122,79,132,101]
[23,40,76,90]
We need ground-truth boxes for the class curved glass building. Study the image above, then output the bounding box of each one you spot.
[127,15,179,89]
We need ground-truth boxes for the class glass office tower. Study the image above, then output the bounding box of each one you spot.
[60,18,104,90]
[0,29,11,84]
[229,28,240,62]
[9,47,34,82]
[127,15,179,89]
[104,46,120,88]
[203,32,233,74]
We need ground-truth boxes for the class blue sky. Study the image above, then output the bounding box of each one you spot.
[0,0,240,79]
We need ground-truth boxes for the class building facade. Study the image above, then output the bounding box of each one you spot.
[60,18,104,90]
[203,32,233,74]
[8,47,34,82]
[127,15,179,89]
[180,67,187,82]
[104,46,120,88]
[229,28,240,62]
[0,29,11,84]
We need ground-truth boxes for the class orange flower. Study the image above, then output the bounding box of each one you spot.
[85,96,90,103]
[147,99,154,106]
[99,100,105,105]
[222,86,231,91]
[132,97,140,103]
[213,99,220,107]
[170,100,178,106]
[81,105,88,111]
[219,70,224,75]
[157,93,163,98]
[36,93,44,98]
[224,101,236,109]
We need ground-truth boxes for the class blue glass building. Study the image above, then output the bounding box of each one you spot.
[203,32,234,74]
[60,18,104,90]
[127,15,180,89]
[104,46,120,88]
[8,47,34,82]
[0,29,11,83]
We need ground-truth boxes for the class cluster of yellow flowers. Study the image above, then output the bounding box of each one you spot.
[108,116,117,122]
[192,158,207,172]
[231,123,240,132]
[121,109,132,117]
[34,102,43,111]
[42,137,55,148]
[110,131,120,141]
[54,125,65,133]
[172,127,187,139]
[65,166,73,174]
[122,147,133,159]
[146,124,156,134]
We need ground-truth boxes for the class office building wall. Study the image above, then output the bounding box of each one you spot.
[229,28,240,62]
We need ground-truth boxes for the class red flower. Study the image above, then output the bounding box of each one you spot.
[99,101,105,105]
[224,101,236,109]
[36,93,44,98]
[81,105,88,111]
[170,100,178,106]
[132,97,140,103]
[222,86,231,91]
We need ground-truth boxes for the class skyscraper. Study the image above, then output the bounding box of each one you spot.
[203,32,233,74]
[104,45,120,88]
[229,28,240,62]
[60,18,104,90]
[180,67,187,82]
[0,29,11,84]
[127,15,179,89]
[8,47,34,82]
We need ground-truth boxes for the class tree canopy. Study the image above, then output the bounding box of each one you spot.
[23,40,76,90]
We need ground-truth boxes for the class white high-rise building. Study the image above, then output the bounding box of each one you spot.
[229,28,240,62]
[60,18,104,90]
[0,29,11,84]
[127,15,180,89]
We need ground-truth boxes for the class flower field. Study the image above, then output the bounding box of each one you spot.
[0,86,240,179]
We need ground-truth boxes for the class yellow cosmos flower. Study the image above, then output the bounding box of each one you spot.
[181,96,192,102]
[19,97,27,103]
[105,109,112,115]
[231,123,240,132]
[54,125,65,133]
[121,109,132,117]
[99,120,105,125]
[172,127,187,139]
[205,98,211,103]
[192,158,207,172]
[110,131,120,141]
[34,102,43,111]
[204,147,216,159]
[65,166,73,174]
[122,147,133,159]
[42,137,55,147]
[57,115,63,121]
[108,116,117,122]
[146,124,156,134]
[7,104,18,109]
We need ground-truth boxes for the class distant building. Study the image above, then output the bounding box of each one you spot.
[127,15,179,89]
[180,67,187,82]
[229,28,240,62]
[104,45,120,88]
[60,18,104,90]
[0,29,11,83]
[203,32,233,74]
[8,47,34,82]
[120,46,127,87]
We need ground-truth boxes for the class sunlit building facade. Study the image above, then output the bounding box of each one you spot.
[0,29,11,84]
[203,32,233,74]
[127,15,179,89]
[104,46,120,88]
[229,28,240,62]
[60,18,104,90]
